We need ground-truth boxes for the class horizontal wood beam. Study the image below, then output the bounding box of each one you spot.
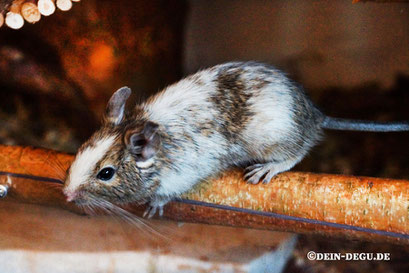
[0,145,408,244]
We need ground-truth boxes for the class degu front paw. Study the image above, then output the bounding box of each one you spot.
[143,204,164,219]
[143,197,170,218]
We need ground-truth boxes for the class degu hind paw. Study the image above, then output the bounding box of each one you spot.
[244,163,278,184]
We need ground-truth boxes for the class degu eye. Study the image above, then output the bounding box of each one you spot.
[97,167,116,181]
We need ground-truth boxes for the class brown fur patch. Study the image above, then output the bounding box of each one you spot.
[252,77,269,90]
[210,66,253,140]
[198,120,216,137]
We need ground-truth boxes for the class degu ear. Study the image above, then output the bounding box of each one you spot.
[104,87,132,125]
[125,121,160,161]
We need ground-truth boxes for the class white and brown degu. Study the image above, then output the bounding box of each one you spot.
[63,62,409,217]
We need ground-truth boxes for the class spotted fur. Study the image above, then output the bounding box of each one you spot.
[64,62,325,211]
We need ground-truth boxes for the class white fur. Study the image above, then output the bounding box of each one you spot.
[136,158,155,169]
[65,136,117,193]
[156,133,226,197]
[143,71,218,125]
[144,70,228,196]
[244,81,295,145]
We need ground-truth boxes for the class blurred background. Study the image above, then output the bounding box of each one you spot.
[0,0,409,272]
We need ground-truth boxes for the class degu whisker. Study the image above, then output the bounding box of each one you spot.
[86,196,169,240]
[47,157,69,181]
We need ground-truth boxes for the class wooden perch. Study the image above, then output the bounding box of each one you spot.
[0,145,408,244]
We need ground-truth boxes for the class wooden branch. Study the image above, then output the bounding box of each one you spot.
[0,145,408,244]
